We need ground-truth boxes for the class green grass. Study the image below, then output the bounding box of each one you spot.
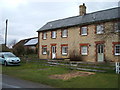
[2,61,119,88]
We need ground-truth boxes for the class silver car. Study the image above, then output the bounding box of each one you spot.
[0,52,21,66]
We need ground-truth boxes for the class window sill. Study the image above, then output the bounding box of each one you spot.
[81,54,88,56]
[114,54,120,56]
[62,36,67,38]
[62,53,67,56]
[81,34,87,36]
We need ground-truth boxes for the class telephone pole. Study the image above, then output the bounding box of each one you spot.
[5,19,8,46]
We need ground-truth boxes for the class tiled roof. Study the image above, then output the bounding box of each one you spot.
[37,7,120,32]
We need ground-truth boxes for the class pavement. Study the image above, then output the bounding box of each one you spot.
[1,74,53,89]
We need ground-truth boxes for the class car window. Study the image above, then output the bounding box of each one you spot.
[4,53,16,57]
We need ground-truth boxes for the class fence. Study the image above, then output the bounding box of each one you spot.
[21,56,116,73]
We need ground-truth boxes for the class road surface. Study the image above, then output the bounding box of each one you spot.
[1,74,53,89]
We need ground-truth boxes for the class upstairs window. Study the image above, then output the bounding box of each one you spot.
[114,22,120,32]
[51,31,56,39]
[42,32,47,40]
[62,29,68,37]
[81,26,87,35]
[96,24,104,34]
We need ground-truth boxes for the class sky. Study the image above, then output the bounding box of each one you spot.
[0,0,119,47]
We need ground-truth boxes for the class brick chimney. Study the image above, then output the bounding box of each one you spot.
[79,3,86,16]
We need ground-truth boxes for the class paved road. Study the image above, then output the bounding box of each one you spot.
[2,74,53,89]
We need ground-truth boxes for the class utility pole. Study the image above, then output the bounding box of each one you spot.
[5,19,8,46]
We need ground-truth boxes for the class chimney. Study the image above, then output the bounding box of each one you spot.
[79,3,86,16]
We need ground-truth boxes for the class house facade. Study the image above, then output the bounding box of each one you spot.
[37,4,120,62]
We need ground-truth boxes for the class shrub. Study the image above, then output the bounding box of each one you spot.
[69,50,83,61]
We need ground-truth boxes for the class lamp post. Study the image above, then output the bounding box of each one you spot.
[5,19,8,46]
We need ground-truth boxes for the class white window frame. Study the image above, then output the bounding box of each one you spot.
[62,46,68,55]
[42,47,47,55]
[81,46,88,55]
[43,32,47,39]
[52,31,56,38]
[96,24,104,34]
[81,26,87,35]
[62,29,68,37]
[115,44,120,55]
[114,22,120,32]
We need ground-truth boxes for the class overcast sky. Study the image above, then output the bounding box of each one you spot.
[0,0,119,46]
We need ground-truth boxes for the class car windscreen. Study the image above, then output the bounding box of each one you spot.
[4,53,16,57]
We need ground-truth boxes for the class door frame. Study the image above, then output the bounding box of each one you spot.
[95,41,105,62]
[51,44,57,59]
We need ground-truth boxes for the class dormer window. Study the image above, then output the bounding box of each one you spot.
[96,24,104,34]
[51,31,56,39]
[62,29,68,37]
[81,26,87,35]
[42,32,47,40]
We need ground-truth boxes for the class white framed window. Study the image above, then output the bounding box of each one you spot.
[62,46,68,55]
[81,26,87,35]
[96,24,104,34]
[114,22,120,32]
[43,32,47,39]
[115,44,120,55]
[52,31,56,38]
[42,47,47,55]
[62,29,68,37]
[81,46,88,55]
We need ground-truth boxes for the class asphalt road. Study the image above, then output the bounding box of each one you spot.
[2,74,53,89]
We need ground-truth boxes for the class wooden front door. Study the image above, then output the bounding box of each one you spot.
[97,44,104,62]
[51,46,56,59]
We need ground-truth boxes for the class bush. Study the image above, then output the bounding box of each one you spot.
[69,50,83,61]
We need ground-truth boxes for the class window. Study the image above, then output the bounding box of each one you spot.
[81,26,87,35]
[114,22,120,32]
[62,46,68,55]
[96,24,104,34]
[42,32,47,39]
[62,29,68,37]
[115,44,120,55]
[51,31,56,38]
[61,44,68,55]
[81,46,88,55]
[42,46,47,55]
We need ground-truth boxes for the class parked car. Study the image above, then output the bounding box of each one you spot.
[0,52,21,66]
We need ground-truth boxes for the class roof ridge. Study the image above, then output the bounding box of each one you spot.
[46,6,119,24]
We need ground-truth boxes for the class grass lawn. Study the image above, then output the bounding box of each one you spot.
[2,61,119,88]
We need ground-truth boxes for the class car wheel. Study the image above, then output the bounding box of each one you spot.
[4,61,8,66]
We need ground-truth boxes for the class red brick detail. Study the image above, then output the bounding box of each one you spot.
[95,41,105,44]
[50,44,57,46]
[61,44,68,46]
[79,43,89,46]
[112,42,120,44]
[42,45,47,47]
